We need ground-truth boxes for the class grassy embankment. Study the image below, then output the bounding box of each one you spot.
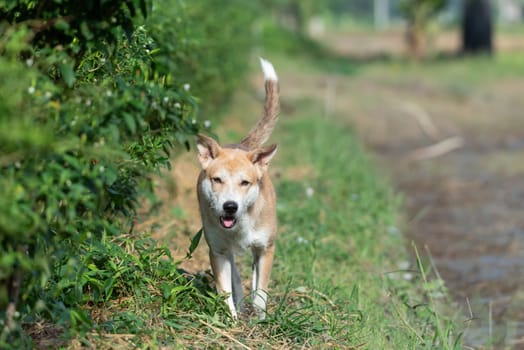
[51,30,465,349]
[238,78,457,349]
[144,35,464,348]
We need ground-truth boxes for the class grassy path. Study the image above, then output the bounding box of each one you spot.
[151,54,461,348]
[73,45,524,348]
[275,32,524,346]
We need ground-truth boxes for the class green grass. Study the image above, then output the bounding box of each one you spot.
[259,110,461,349]
[360,51,524,92]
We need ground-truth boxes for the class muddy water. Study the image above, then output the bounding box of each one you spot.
[299,52,524,348]
[390,143,524,347]
[349,88,524,347]
[310,30,524,346]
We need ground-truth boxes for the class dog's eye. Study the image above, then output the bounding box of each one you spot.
[240,180,250,187]
[212,177,222,184]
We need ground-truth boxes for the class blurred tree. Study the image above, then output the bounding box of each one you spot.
[399,0,446,59]
[462,0,493,54]
[263,0,323,33]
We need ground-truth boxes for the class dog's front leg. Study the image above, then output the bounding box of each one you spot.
[209,251,237,319]
[251,244,275,319]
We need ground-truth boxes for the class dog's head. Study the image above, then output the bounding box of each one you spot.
[196,134,277,230]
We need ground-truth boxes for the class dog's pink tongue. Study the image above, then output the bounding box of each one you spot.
[223,218,235,228]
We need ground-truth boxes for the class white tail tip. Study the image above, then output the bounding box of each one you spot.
[259,57,278,82]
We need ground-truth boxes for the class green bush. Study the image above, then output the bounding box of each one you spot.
[0,0,256,347]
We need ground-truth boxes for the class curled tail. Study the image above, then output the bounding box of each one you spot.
[240,58,280,150]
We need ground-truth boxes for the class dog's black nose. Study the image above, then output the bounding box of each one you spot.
[223,201,238,214]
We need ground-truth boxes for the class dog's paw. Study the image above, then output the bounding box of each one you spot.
[252,289,268,320]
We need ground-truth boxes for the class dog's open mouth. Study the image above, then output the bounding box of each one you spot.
[220,216,237,229]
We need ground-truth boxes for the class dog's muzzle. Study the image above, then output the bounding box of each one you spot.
[220,201,238,229]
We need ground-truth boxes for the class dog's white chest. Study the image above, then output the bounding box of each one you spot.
[238,224,270,251]
[205,221,270,255]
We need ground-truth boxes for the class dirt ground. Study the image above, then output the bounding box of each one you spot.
[313,29,524,348]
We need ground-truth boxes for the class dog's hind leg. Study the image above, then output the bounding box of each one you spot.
[231,257,245,314]
[209,251,237,319]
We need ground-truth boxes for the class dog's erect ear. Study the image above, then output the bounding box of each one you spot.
[196,134,221,169]
[248,144,278,174]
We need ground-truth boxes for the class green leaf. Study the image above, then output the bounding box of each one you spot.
[60,62,76,87]
[186,229,203,258]
[123,113,137,134]
[54,19,70,31]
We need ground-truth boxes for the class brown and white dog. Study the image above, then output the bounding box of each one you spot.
[195,58,279,319]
